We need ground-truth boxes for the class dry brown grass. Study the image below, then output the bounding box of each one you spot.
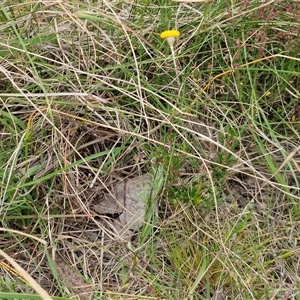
[1,0,300,299]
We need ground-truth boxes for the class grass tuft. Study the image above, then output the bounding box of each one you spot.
[1,0,300,299]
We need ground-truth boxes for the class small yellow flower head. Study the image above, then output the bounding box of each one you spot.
[160,30,180,39]
[160,30,180,46]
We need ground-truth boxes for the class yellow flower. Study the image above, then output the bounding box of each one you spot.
[160,30,181,86]
[160,30,180,46]
[160,30,180,39]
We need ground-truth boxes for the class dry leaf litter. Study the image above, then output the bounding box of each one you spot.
[93,174,156,240]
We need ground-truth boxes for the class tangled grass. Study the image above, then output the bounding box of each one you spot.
[1,0,300,299]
